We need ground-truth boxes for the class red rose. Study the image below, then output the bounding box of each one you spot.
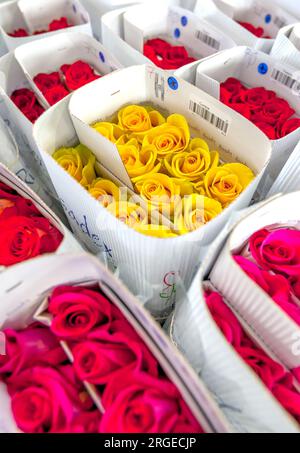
[8,365,93,433]
[100,369,203,433]
[61,60,100,91]
[48,286,118,339]
[249,228,300,276]
[33,72,62,94]
[72,321,158,385]
[0,216,41,266]
[253,98,295,126]
[276,118,300,139]
[221,77,245,96]
[24,103,45,123]
[242,87,275,112]
[253,121,276,139]
[44,85,69,105]
[11,88,36,112]
[236,346,286,390]
[9,28,29,37]
[49,17,71,32]
[273,382,300,422]
[205,290,244,347]
[144,39,195,70]
[230,102,251,119]
[0,324,66,381]
[238,22,264,38]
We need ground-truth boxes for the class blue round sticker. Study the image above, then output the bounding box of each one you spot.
[174,28,181,39]
[181,16,188,27]
[265,14,272,24]
[258,63,268,74]
[168,77,179,90]
[99,52,105,63]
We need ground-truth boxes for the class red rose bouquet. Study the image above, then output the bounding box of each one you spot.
[33,60,101,105]
[0,181,63,266]
[9,17,73,38]
[234,226,300,326]
[237,22,271,38]
[205,290,300,425]
[10,88,45,123]
[144,38,195,70]
[220,77,300,139]
[0,285,204,433]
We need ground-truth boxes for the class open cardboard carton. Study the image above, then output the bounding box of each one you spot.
[176,46,300,193]
[0,253,230,433]
[0,0,92,51]
[193,0,296,52]
[123,3,236,66]
[14,31,123,108]
[33,64,271,315]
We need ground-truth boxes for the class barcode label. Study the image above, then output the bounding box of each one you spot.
[196,30,220,50]
[189,100,230,135]
[271,68,300,92]
[274,16,286,29]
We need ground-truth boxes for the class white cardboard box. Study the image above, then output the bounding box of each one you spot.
[33,64,271,316]
[193,0,296,52]
[14,31,123,108]
[0,0,92,51]
[176,46,300,194]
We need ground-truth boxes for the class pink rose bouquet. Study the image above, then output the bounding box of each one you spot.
[205,290,300,425]
[234,227,300,326]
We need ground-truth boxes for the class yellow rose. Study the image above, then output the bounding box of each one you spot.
[204,163,255,207]
[135,224,178,238]
[174,194,222,235]
[118,105,165,142]
[118,139,160,179]
[107,201,148,230]
[134,173,182,215]
[92,122,124,143]
[88,178,120,208]
[164,138,219,181]
[143,114,190,158]
[53,144,96,188]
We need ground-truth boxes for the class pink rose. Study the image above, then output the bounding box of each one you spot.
[8,365,94,433]
[72,321,158,385]
[70,411,101,433]
[235,256,300,325]
[249,228,300,277]
[273,381,300,423]
[0,323,66,381]
[48,286,119,340]
[99,369,203,433]
[205,290,244,347]
[236,346,286,390]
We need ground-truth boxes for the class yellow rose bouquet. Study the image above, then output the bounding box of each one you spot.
[54,104,255,238]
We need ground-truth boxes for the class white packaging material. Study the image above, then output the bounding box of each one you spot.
[193,0,296,52]
[123,4,236,65]
[14,31,123,108]
[0,0,92,51]
[0,115,57,208]
[0,253,231,434]
[0,163,82,290]
[271,24,300,69]
[210,192,300,370]
[268,142,300,197]
[272,0,300,20]
[180,46,300,193]
[80,0,158,42]
[170,247,300,432]
[33,64,271,316]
